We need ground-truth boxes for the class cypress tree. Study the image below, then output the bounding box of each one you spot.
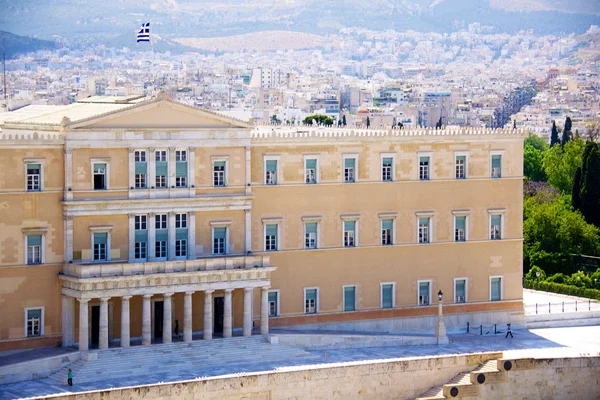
[342,115,347,126]
[572,166,582,211]
[580,141,600,227]
[550,120,559,147]
[366,116,370,128]
[562,117,572,148]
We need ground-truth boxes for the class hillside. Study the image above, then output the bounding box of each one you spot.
[0,31,56,59]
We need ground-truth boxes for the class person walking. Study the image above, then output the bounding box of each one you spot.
[67,369,73,386]
[174,320,180,338]
[505,323,513,338]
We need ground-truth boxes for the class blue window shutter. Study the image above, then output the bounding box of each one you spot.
[135,162,147,174]
[176,162,188,177]
[266,160,277,171]
[381,219,393,230]
[382,157,392,165]
[305,222,317,234]
[306,289,316,301]
[344,158,355,168]
[344,221,355,231]
[94,233,107,245]
[305,159,316,169]
[135,230,148,242]
[268,292,277,302]
[456,280,465,298]
[27,235,42,246]
[382,284,393,308]
[27,163,41,171]
[176,228,188,240]
[344,287,355,311]
[492,155,501,169]
[265,224,277,236]
[155,162,168,176]
[155,229,168,242]
[214,161,225,168]
[214,227,226,239]
[455,216,466,230]
[456,155,466,163]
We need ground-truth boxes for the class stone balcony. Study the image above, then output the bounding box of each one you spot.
[62,254,270,279]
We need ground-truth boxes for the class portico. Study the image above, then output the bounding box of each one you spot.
[60,256,274,350]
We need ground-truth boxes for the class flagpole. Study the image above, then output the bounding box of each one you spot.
[150,21,154,54]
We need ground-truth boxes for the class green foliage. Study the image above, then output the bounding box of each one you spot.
[302,114,334,126]
[591,268,600,289]
[523,281,600,301]
[525,266,546,281]
[562,116,572,147]
[572,167,582,211]
[542,137,585,193]
[524,145,547,182]
[523,194,600,275]
[579,141,600,228]
[550,120,560,147]
[567,271,593,288]
[524,133,549,152]
[545,273,568,284]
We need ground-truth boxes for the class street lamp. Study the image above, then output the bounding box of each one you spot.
[536,270,540,283]
[435,289,449,345]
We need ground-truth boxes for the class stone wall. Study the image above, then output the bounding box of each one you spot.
[35,352,502,400]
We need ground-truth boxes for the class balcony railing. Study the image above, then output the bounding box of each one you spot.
[62,254,270,279]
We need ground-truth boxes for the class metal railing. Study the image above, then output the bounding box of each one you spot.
[524,299,600,314]
[466,322,502,335]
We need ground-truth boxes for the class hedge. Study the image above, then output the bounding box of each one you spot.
[524,280,600,301]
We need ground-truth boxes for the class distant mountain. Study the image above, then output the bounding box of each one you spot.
[0,31,56,59]
[0,0,599,49]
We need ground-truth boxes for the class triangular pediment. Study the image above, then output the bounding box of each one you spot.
[69,99,251,130]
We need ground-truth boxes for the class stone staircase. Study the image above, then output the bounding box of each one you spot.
[415,360,506,400]
[48,335,318,385]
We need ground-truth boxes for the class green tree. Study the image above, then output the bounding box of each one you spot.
[524,145,547,182]
[567,271,593,288]
[524,265,547,282]
[523,194,600,274]
[562,116,572,148]
[550,120,559,147]
[302,114,334,126]
[572,167,582,211]
[580,141,600,227]
[524,133,549,152]
[545,273,568,284]
[542,137,585,193]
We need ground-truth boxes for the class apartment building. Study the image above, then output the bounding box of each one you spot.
[0,95,525,351]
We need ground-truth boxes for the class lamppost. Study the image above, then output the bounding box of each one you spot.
[435,290,449,345]
[536,270,540,284]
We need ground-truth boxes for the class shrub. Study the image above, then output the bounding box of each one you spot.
[525,266,546,282]
[523,281,600,301]
[545,273,567,284]
[567,271,593,288]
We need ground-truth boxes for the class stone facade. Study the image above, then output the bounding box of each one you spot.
[0,96,525,350]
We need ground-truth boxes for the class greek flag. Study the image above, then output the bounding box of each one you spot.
[137,22,150,43]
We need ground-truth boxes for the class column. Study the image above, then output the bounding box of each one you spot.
[120,296,132,347]
[162,293,173,344]
[188,147,195,197]
[260,287,269,335]
[168,212,176,261]
[63,216,74,263]
[128,148,135,199]
[168,147,176,189]
[78,299,89,351]
[243,288,253,337]
[223,289,233,338]
[187,211,196,260]
[245,209,252,253]
[128,214,135,262]
[62,295,74,346]
[148,213,156,262]
[99,297,109,350]
[184,292,194,342]
[245,145,251,195]
[64,148,73,200]
[142,294,152,345]
[203,290,213,340]
[148,147,156,192]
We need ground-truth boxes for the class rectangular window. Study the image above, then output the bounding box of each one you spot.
[175,213,187,229]
[26,163,41,191]
[135,174,146,189]
[176,150,187,162]
[175,176,187,188]
[265,160,278,185]
[381,283,394,309]
[93,232,108,261]
[490,215,502,240]
[419,156,430,180]
[381,219,393,245]
[156,152,168,188]
[491,154,502,178]
[343,286,356,311]
[155,240,167,259]
[490,277,502,301]
[135,151,148,188]
[27,235,42,264]
[418,281,430,305]
[213,227,226,255]
[455,279,466,303]
[455,155,466,179]
[175,151,188,188]
[135,150,146,163]
[455,216,466,242]
[135,215,147,230]
[213,161,226,187]
[344,158,356,182]
[382,157,393,182]
[305,158,317,184]
[155,214,167,230]
[93,163,107,190]
[265,224,278,251]
[135,241,147,259]
[268,291,278,317]
[26,308,42,337]
[175,239,187,258]
[305,222,317,249]
[305,288,317,314]
[418,217,430,243]
[343,220,356,247]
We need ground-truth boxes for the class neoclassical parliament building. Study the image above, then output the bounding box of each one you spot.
[0,94,525,351]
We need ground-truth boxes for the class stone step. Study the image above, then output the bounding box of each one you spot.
[469,360,507,385]
[415,385,445,400]
[442,372,479,398]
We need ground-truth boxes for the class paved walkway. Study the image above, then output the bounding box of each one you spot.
[523,288,600,314]
[2,325,600,400]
